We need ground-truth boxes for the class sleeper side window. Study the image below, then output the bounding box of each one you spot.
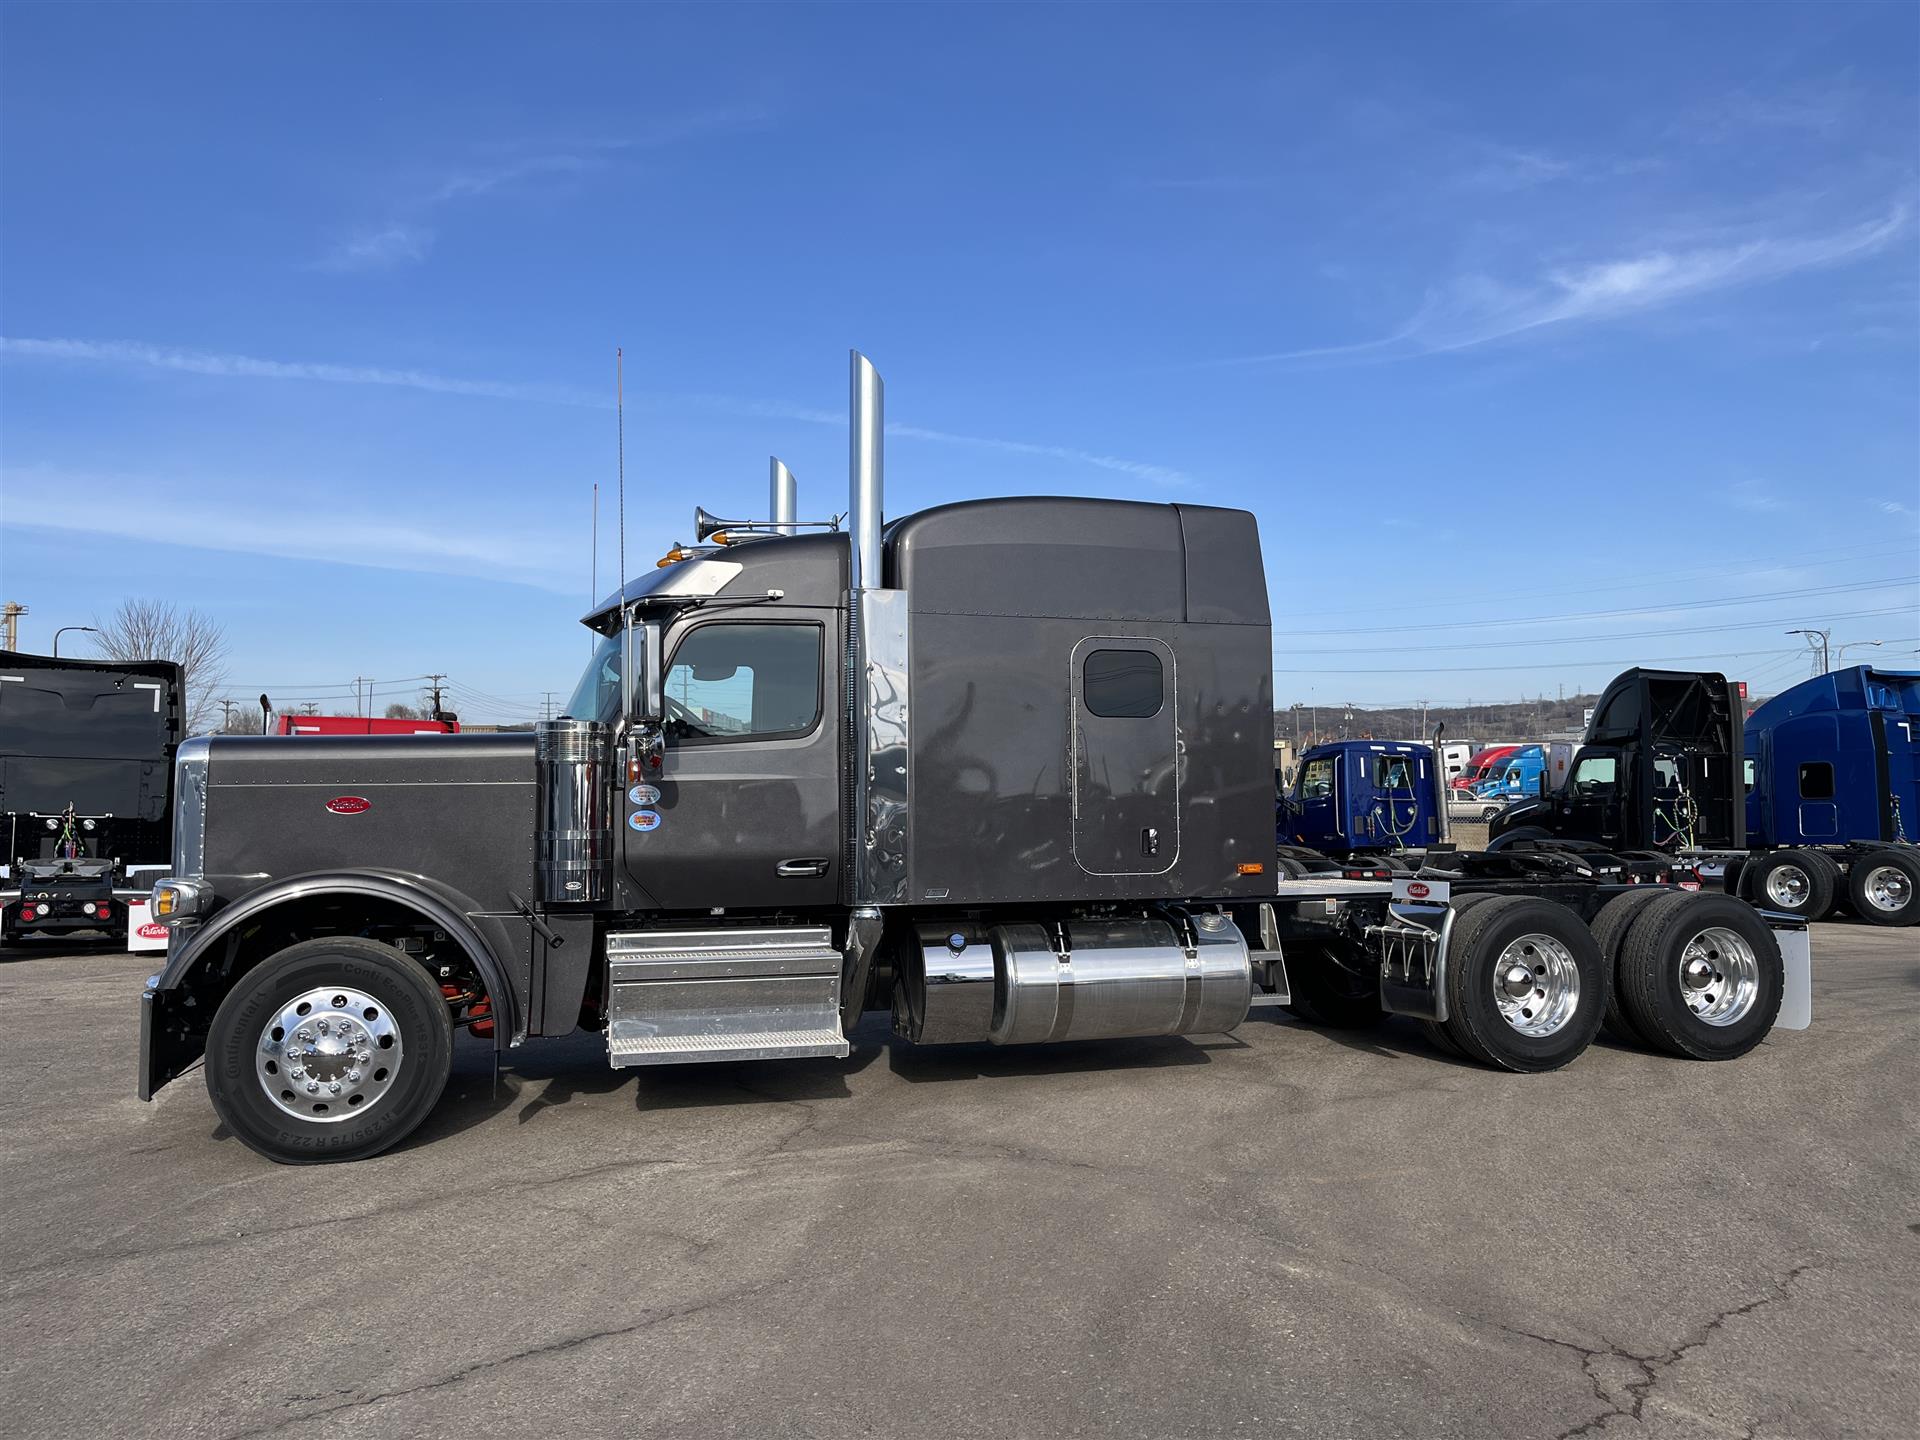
[1798,762,1834,800]
[663,623,822,743]
[1083,648,1164,718]
[1299,757,1335,801]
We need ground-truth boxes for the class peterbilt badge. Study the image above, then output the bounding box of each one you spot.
[324,796,372,815]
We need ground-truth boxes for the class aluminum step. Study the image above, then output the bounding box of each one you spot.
[608,1029,851,1067]
[604,926,850,1069]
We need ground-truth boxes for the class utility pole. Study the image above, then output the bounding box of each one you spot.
[353,677,373,716]
[425,673,448,721]
[1786,628,1831,677]
[218,699,237,731]
[542,691,557,721]
[0,602,25,652]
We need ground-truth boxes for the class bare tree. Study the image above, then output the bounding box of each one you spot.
[91,600,229,734]
[384,702,425,720]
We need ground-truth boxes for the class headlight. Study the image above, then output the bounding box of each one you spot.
[150,879,206,924]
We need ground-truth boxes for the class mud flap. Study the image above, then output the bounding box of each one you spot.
[1765,915,1812,1030]
[1373,877,1455,1023]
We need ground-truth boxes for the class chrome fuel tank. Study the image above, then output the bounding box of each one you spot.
[899,915,1250,1046]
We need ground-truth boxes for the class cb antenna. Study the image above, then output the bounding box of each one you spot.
[616,347,627,609]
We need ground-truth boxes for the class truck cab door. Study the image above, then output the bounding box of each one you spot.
[1564,748,1624,843]
[628,613,842,911]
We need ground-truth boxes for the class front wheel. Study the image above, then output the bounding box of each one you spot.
[205,937,455,1164]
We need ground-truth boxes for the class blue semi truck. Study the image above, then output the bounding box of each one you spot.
[1280,739,1445,866]
[1489,665,1920,926]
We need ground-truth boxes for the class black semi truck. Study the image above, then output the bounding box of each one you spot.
[2,649,183,946]
[140,353,1811,1164]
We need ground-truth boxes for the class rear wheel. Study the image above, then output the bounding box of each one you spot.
[1616,892,1783,1060]
[205,937,455,1165]
[1749,850,1838,921]
[1846,850,1920,927]
[1285,943,1382,1029]
[1439,895,1605,1072]
[1588,888,1670,1045]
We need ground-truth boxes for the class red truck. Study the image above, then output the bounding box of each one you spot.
[272,715,459,736]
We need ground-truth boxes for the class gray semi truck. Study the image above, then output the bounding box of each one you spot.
[140,353,1811,1164]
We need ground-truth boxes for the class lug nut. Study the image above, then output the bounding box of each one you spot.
[305,1082,319,1093]
[328,1082,342,1094]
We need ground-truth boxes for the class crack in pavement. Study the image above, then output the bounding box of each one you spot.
[1486,1262,1816,1440]
[220,1275,783,1440]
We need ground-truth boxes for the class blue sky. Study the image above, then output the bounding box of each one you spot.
[2,1,1915,723]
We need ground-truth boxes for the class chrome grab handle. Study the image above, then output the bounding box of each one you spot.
[777,858,829,878]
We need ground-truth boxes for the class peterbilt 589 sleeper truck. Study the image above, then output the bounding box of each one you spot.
[141,354,1811,1164]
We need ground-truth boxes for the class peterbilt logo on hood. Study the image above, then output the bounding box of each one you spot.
[324,796,372,815]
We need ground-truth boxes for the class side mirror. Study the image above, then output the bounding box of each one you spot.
[623,614,665,725]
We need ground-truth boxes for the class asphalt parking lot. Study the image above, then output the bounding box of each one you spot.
[2,926,1915,1440]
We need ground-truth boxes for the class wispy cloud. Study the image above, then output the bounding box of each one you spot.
[1728,479,1783,514]
[886,424,1189,487]
[1213,204,1909,367]
[314,223,436,273]
[1456,141,1572,192]
[318,107,768,272]
[1,463,590,592]
[1,336,1194,487]
[0,336,599,405]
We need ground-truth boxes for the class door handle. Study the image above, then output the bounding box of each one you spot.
[776,858,830,878]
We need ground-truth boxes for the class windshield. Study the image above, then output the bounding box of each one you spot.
[564,630,626,725]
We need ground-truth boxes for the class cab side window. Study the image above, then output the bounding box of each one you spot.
[1299,757,1335,801]
[1798,762,1834,800]
[663,623,822,743]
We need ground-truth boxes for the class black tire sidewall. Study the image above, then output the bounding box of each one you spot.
[1749,852,1833,920]
[1443,896,1605,1071]
[1618,893,1783,1060]
[1847,850,1920,927]
[1589,888,1670,1046]
[206,940,454,1164]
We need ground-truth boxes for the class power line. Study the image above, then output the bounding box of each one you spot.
[1281,574,1918,638]
[1275,604,1915,655]
[1273,642,1863,675]
[1275,538,1920,623]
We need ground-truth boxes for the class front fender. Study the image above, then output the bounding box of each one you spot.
[141,868,531,1100]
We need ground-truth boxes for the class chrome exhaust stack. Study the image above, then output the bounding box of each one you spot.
[849,350,884,593]
[846,350,909,910]
[770,457,797,536]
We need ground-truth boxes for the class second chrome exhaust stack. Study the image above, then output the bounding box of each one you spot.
[769,458,797,536]
[849,350,883,592]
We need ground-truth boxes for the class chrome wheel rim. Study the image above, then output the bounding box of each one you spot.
[1763,864,1811,908]
[256,986,403,1123]
[1491,933,1581,1038]
[1678,927,1760,1027]
[1860,865,1912,914]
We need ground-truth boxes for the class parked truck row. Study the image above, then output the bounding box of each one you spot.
[128,354,1813,1166]
[1489,665,1920,927]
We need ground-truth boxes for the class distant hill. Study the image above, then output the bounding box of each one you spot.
[1277,693,1599,748]
[1276,687,1775,748]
